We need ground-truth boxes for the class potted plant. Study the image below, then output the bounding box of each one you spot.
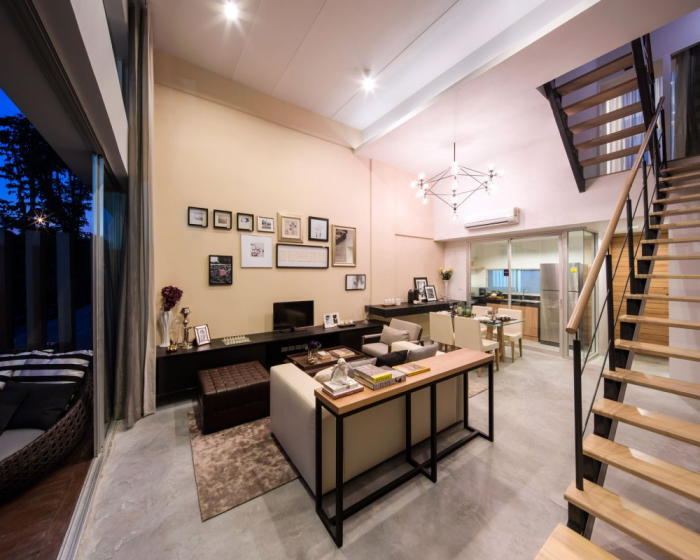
[307,340,322,364]
[159,285,183,347]
[439,268,454,300]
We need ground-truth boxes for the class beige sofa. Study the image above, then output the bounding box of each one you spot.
[270,344,460,495]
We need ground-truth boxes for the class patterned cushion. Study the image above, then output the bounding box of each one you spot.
[0,351,92,383]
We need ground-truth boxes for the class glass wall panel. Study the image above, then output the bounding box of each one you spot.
[567,231,597,356]
[470,240,509,310]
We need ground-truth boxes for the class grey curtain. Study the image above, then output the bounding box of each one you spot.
[115,3,156,427]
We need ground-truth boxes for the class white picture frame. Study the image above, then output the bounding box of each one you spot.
[323,312,340,329]
[278,212,303,243]
[194,324,211,346]
[240,234,273,268]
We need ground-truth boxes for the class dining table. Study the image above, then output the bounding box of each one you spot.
[477,316,525,362]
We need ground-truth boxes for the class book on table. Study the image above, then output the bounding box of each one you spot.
[321,379,363,399]
[392,362,431,376]
[354,370,406,390]
[330,347,355,359]
[351,364,394,384]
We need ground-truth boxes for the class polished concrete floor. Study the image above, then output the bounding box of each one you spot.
[77,353,700,559]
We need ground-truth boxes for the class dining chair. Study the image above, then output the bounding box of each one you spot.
[470,305,492,334]
[498,308,523,362]
[429,312,455,352]
[453,316,499,371]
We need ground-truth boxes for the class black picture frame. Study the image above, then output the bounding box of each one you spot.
[276,244,329,269]
[414,277,428,298]
[188,206,208,227]
[213,209,232,230]
[209,255,233,285]
[237,212,254,231]
[345,274,366,291]
[425,285,438,302]
[308,216,329,242]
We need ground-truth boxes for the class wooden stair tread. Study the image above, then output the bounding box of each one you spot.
[603,367,700,399]
[660,182,700,193]
[653,193,700,205]
[660,170,700,183]
[663,160,700,175]
[592,398,700,446]
[642,236,700,244]
[650,205,700,217]
[535,524,618,559]
[557,53,634,96]
[615,339,700,362]
[569,103,641,134]
[575,124,645,151]
[637,254,700,260]
[651,221,700,230]
[565,480,700,559]
[563,79,638,116]
[580,146,640,168]
[584,434,700,503]
[625,294,700,303]
[637,273,700,279]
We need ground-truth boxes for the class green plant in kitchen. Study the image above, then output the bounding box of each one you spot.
[439,268,453,280]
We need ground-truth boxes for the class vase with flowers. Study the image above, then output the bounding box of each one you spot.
[307,340,322,364]
[159,285,183,347]
[439,268,453,300]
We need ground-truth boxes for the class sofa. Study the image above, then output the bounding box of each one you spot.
[270,343,461,495]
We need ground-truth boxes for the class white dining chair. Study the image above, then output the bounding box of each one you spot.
[429,312,455,352]
[498,308,524,362]
[471,305,492,334]
[453,316,499,371]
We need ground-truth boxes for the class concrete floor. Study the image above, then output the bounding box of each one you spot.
[77,353,700,559]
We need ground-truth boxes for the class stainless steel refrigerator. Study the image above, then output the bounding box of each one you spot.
[539,263,583,347]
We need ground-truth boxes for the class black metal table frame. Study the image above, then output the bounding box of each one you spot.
[314,360,494,547]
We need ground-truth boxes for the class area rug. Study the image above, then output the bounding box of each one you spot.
[468,381,488,398]
[187,413,298,521]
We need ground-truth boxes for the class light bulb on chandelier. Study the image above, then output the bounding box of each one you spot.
[422,197,429,205]
[410,181,417,189]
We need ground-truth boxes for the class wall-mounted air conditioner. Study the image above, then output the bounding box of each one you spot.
[464,208,520,229]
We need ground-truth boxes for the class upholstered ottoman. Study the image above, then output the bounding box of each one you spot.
[197,361,270,434]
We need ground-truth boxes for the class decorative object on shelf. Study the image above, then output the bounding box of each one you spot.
[424,285,438,302]
[181,307,191,349]
[362,297,370,324]
[413,277,428,300]
[167,317,182,353]
[410,143,505,220]
[222,335,251,345]
[345,274,366,291]
[276,243,329,268]
[209,255,233,285]
[188,206,208,227]
[257,216,275,233]
[440,267,453,300]
[241,234,273,268]
[237,212,254,231]
[337,320,355,328]
[323,312,340,329]
[308,216,329,242]
[307,339,322,364]
[159,285,183,347]
[278,212,303,243]
[194,324,211,346]
[332,225,356,267]
[213,209,232,230]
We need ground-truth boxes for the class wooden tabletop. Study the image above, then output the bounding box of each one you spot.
[315,348,493,415]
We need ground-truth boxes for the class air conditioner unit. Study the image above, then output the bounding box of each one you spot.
[464,208,520,229]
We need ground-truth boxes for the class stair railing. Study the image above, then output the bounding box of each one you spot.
[568,97,665,495]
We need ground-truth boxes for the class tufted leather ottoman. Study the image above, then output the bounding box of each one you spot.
[197,361,270,433]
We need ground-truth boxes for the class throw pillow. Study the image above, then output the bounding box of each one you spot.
[379,326,410,346]
[406,343,439,363]
[314,367,334,383]
[0,382,29,432]
[6,381,78,431]
[375,350,408,368]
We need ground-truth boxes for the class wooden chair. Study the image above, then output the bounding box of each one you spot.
[498,307,524,362]
[453,316,499,371]
[429,312,455,352]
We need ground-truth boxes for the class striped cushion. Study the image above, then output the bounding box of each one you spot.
[0,350,92,383]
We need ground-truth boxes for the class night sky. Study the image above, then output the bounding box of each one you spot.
[0,88,21,201]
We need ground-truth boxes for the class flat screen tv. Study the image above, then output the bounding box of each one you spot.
[273,300,314,332]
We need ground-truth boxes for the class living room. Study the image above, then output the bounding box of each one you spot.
[1,1,700,559]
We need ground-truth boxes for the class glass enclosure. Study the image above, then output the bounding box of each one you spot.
[470,239,508,301]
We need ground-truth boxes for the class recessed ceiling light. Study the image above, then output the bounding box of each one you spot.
[362,75,375,92]
[224,3,238,20]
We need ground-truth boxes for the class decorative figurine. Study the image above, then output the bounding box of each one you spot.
[181,307,191,349]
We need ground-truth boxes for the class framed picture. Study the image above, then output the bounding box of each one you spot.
[257,216,275,233]
[213,210,232,230]
[276,244,329,269]
[194,324,211,346]
[237,213,254,231]
[425,285,438,302]
[278,212,303,243]
[308,216,329,242]
[188,206,208,227]
[209,255,232,285]
[345,274,366,291]
[414,277,428,299]
[241,234,273,268]
[323,313,340,329]
[332,225,356,267]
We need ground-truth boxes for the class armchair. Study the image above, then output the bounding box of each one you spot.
[361,319,423,357]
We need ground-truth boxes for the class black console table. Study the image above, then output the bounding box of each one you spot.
[367,300,462,319]
[156,320,384,397]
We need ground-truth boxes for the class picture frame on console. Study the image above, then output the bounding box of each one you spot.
[194,324,211,346]
[213,210,232,230]
[257,216,275,233]
[414,277,428,299]
[209,255,233,285]
[332,225,356,267]
[241,234,273,268]
[237,212,254,231]
[278,212,303,243]
[188,206,208,227]
[424,285,438,302]
[323,313,340,329]
[345,274,366,291]
[308,216,329,242]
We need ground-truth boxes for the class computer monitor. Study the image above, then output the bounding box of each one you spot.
[273,300,314,332]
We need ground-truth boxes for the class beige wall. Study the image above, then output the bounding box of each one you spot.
[154,84,443,341]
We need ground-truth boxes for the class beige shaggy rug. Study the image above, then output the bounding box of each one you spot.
[187,413,298,521]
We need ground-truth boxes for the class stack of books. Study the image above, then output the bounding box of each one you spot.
[393,362,431,376]
[330,347,355,359]
[352,364,406,390]
[321,379,363,399]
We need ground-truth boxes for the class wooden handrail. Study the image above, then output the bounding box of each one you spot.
[566,97,664,335]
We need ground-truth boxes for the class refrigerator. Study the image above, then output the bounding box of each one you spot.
[539,263,584,347]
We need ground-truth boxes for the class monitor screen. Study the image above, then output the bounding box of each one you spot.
[273,300,314,331]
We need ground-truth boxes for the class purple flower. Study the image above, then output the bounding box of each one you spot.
[308,340,322,350]
[161,285,183,311]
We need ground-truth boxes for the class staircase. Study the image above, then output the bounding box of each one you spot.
[536,106,700,555]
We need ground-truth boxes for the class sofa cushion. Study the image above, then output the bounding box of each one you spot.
[361,342,389,358]
[0,350,91,382]
[407,343,439,363]
[0,382,29,432]
[6,381,77,431]
[375,350,408,368]
[0,429,45,462]
[379,326,410,346]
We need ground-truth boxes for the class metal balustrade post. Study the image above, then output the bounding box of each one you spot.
[643,160,651,240]
[605,253,616,372]
[626,198,636,294]
[573,337,584,491]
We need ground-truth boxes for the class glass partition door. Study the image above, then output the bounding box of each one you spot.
[470,240,509,311]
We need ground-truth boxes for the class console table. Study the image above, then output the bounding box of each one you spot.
[156,321,384,397]
[315,348,494,547]
[366,299,462,318]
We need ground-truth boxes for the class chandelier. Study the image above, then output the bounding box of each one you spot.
[411,144,505,220]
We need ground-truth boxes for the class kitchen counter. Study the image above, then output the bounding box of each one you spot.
[473,297,540,308]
